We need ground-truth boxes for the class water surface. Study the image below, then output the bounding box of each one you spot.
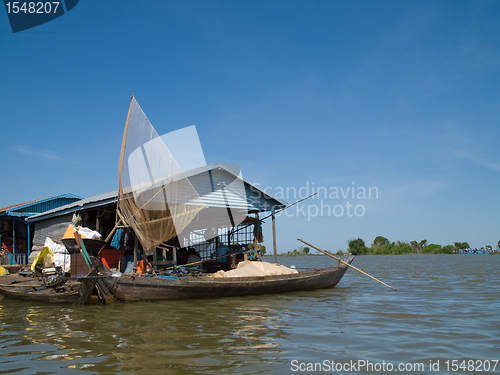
[1,255,499,374]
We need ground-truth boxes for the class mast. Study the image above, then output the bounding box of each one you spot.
[117,93,134,205]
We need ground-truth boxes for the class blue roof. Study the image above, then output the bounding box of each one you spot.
[28,190,118,222]
[0,193,83,219]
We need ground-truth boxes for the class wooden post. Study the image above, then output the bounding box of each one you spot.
[96,209,100,233]
[133,236,138,272]
[27,222,31,257]
[272,208,277,264]
[118,249,122,273]
[12,219,16,255]
[152,247,157,270]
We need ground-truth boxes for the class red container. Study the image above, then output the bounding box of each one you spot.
[99,249,124,270]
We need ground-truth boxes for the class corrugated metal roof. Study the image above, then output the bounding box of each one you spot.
[28,190,118,222]
[0,193,82,218]
[179,163,287,209]
[27,164,287,223]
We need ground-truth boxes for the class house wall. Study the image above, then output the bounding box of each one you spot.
[32,214,73,246]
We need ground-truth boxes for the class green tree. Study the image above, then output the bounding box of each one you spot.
[348,238,368,255]
[373,236,389,246]
[371,236,389,253]
[498,240,500,250]
[303,247,310,255]
[441,245,454,254]
[410,240,420,253]
[260,245,266,255]
[394,242,412,254]
[486,245,492,250]
[454,242,470,251]
[424,244,442,254]
[376,243,393,254]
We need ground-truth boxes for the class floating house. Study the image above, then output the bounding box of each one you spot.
[458,247,497,254]
[0,193,82,265]
[23,164,286,270]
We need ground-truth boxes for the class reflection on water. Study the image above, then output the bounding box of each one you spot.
[1,255,500,374]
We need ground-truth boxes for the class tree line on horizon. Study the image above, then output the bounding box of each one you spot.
[346,237,500,255]
[261,240,500,256]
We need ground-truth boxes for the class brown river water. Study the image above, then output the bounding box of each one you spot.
[1,254,499,374]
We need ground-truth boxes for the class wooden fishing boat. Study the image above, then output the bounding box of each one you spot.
[89,96,360,303]
[0,269,98,304]
[105,259,352,302]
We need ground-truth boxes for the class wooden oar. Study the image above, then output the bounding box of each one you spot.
[74,231,116,304]
[1,284,43,287]
[74,231,93,269]
[298,239,397,291]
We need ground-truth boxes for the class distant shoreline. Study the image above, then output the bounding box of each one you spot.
[264,252,500,257]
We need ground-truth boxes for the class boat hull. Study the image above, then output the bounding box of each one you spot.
[108,263,351,302]
[0,271,98,304]
[62,238,107,255]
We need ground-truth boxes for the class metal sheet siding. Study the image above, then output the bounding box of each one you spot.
[32,214,73,246]
[187,169,258,211]
[245,185,282,212]
[187,168,284,212]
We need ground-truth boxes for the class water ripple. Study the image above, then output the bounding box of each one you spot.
[1,255,499,374]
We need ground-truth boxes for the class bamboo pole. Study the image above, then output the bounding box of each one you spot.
[272,209,277,264]
[297,239,397,291]
[97,219,123,255]
[268,192,318,217]
[133,236,138,272]
[118,94,134,195]
[229,192,318,237]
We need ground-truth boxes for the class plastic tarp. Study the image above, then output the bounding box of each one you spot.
[210,261,298,278]
[62,224,102,240]
[31,237,71,272]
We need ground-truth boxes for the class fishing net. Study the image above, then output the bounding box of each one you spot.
[118,96,207,254]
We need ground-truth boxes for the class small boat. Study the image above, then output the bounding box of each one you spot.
[61,238,107,256]
[106,260,352,302]
[61,224,107,256]
[0,269,98,304]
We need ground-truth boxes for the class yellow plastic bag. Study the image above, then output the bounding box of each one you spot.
[0,266,8,276]
[30,247,55,271]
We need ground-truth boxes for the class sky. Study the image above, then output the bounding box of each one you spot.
[1,0,499,253]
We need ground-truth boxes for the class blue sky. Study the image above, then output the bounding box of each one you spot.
[1,1,499,252]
